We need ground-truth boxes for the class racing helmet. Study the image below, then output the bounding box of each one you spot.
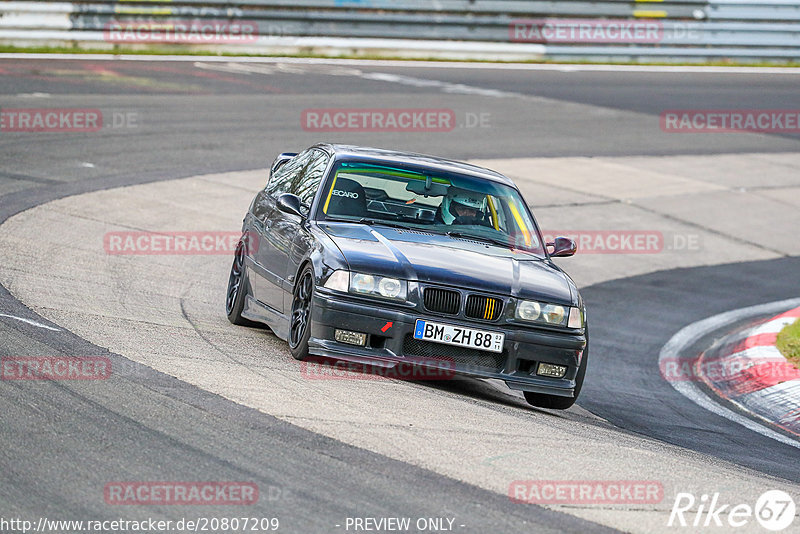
[441,187,486,224]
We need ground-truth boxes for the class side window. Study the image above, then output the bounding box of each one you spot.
[291,149,330,207]
[266,150,313,197]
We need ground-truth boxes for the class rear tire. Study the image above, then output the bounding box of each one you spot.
[226,238,259,327]
[524,327,589,410]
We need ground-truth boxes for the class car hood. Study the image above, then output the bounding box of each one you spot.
[320,223,575,304]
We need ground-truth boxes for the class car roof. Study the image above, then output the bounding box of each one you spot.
[313,144,516,187]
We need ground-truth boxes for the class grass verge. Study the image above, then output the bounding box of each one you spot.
[776,318,800,369]
[1,44,800,68]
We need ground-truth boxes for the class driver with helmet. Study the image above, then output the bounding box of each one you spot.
[437,187,490,226]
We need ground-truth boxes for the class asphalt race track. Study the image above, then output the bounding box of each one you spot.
[1,56,799,533]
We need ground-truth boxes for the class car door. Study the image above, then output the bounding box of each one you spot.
[283,149,331,311]
[249,150,314,314]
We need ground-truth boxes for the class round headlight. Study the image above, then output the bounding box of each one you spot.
[351,274,375,294]
[377,277,401,298]
[517,301,541,321]
[543,304,566,324]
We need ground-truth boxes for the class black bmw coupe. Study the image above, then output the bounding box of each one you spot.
[226,144,587,409]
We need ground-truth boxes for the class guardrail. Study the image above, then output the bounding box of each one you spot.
[1,0,798,62]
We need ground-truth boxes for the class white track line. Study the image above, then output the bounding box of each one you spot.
[1,53,800,74]
[0,313,60,331]
[659,298,800,450]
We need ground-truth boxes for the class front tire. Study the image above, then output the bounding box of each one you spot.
[289,266,314,361]
[524,328,589,410]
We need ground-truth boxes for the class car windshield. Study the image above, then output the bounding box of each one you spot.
[315,160,544,255]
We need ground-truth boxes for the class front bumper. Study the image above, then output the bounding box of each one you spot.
[308,288,586,397]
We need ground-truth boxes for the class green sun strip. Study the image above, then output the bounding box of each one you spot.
[338,164,451,184]
[341,162,420,174]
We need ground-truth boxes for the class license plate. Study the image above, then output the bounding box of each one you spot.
[413,319,504,353]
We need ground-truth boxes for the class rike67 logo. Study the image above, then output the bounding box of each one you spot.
[668,490,795,531]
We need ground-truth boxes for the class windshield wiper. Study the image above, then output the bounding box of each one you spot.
[446,231,512,249]
[327,218,514,247]
[324,216,408,229]
[325,216,417,230]
[357,218,415,231]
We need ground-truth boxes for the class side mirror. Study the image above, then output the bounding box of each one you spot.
[277,193,304,218]
[270,152,297,178]
[547,236,577,257]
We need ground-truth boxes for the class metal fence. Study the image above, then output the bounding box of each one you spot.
[1,0,799,61]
